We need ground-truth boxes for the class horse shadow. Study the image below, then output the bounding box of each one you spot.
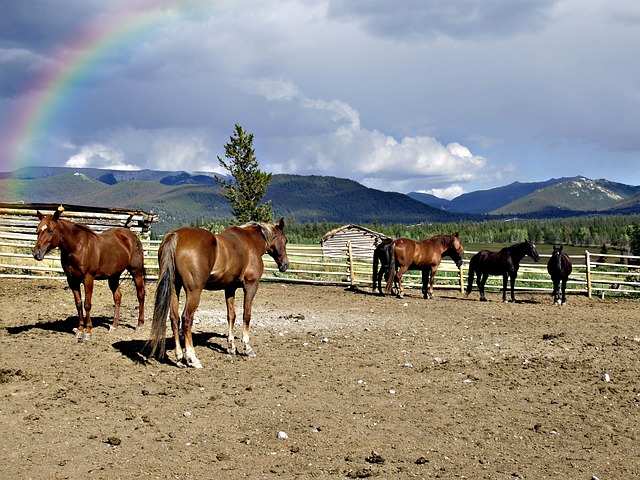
[6,315,121,335]
[113,331,228,367]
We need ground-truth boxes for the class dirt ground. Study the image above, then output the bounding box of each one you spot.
[1,278,639,479]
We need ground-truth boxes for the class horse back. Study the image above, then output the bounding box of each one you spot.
[213,226,265,283]
[168,227,218,287]
[392,238,418,268]
[471,249,514,274]
[91,227,144,278]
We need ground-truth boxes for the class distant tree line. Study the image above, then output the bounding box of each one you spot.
[280,214,640,253]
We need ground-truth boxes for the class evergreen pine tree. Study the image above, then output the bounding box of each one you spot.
[215,124,274,224]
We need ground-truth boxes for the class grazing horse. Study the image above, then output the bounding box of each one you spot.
[371,237,393,294]
[384,233,464,299]
[466,240,540,303]
[32,207,146,341]
[148,219,289,368]
[547,244,572,305]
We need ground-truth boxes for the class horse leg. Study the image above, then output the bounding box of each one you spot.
[132,270,146,331]
[551,278,559,305]
[561,277,568,305]
[68,278,86,340]
[395,266,409,298]
[421,269,431,299]
[429,266,437,299]
[507,273,516,303]
[108,276,122,332]
[479,273,488,301]
[180,289,203,368]
[377,268,385,295]
[240,282,259,357]
[81,276,95,341]
[225,288,238,355]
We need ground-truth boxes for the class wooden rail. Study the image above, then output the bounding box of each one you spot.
[1,231,639,298]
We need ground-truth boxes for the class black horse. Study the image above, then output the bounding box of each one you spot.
[547,244,572,305]
[466,240,540,302]
[372,237,393,294]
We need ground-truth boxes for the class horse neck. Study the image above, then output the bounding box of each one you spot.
[57,220,90,254]
[245,224,269,254]
[430,235,455,254]
[509,243,530,262]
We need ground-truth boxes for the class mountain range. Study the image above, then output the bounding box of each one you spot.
[1,166,638,234]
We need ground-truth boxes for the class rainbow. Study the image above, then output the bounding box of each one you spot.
[1,0,203,173]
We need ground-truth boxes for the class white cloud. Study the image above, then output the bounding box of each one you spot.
[65,144,139,170]
[419,185,466,200]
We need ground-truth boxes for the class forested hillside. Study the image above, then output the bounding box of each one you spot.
[281,214,640,251]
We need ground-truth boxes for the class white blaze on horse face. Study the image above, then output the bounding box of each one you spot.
[40,223,48,233]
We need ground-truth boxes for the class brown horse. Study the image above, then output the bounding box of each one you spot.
[384,233,464,299]
[148,219,289,368]
[32,207,146,341]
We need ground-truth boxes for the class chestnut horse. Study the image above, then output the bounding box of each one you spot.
[148,219,289,368]
[384,233,464,299]
[547,244,572,305]
[32,207,146,341]
[466,240,540,303]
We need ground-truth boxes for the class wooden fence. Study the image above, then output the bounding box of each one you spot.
[2,231,639,298]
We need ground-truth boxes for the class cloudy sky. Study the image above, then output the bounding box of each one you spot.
[1,0,639,199]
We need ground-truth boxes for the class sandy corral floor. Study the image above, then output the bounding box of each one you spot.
[1,278,639,479]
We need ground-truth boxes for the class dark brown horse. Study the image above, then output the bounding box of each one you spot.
[32,207,146,341]
[384,233,464,299]
[371,237,393,295]
[547,244,572,305]
[466,240,540,303]
[148,219,289,368]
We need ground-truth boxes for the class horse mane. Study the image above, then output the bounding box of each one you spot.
[62,218,98,237]
[429,234,454,247]
[242,221,278,244]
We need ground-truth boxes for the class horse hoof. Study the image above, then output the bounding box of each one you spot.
[83,333,92,342]
[109,326,117,333]
[134,327,144,333]
[189,360,203,369]
[244,350,256,358]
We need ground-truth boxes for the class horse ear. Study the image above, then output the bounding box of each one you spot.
[454,232,459,238]
[53,207,63,221]
[277,217,285,230]
[37,210,44,220]
[559,245,563,252]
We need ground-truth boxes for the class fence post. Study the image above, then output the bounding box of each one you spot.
[347,241,355,289]
[459,263,465,293]
[585,250,592,298]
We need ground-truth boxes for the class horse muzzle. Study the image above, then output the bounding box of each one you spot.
[33,249,46,261]
[455,259,463,268]
[278,261,289,273]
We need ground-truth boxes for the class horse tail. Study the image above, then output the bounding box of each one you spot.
[148,232,178,359]
[465,255,476,295]
[384,245,396,295]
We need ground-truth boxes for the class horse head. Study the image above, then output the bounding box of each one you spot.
[525,239,541,262]
[551,244,563,270]
[33,207,64,261]
[448,233,464,268]
[264,218,289,273]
